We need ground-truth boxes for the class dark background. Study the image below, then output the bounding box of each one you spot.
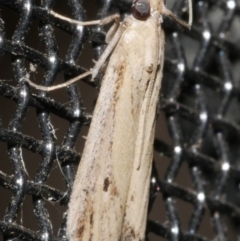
[0,0,240,240]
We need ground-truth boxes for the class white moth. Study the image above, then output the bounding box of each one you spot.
[25,0,192,240]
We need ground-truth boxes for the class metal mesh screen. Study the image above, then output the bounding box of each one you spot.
[0,0,239,240]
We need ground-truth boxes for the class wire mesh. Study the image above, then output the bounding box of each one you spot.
[0,0,240,241]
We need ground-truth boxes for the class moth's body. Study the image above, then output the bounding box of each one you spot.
[67,1,165,240]
[21,0,191,239]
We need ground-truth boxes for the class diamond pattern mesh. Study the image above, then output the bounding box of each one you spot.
[0,0,239,240]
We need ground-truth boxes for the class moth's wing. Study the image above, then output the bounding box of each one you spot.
[121,17,165,240]
[67,17,147,241]
[67,13,164,241]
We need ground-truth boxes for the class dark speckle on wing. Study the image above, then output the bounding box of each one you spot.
[103,177,110,192]
[77,225,84,238]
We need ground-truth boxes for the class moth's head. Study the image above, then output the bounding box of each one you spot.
[131,0,166,20]
[131,0,150,20]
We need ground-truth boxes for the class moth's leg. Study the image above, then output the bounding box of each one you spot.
[50,11,120,26]
[89,21,120,76]
[24,13,123,91]
[51,10,121,57]
[91,20,129,79]
[24,70,92,92]
[162,0,192,29]
[105,21,120,43]
[24,21,129,91]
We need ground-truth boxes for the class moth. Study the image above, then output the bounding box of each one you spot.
[25,0,192,240]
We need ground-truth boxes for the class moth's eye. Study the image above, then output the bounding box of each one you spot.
[131,0,150,20]
[164,0,166,5]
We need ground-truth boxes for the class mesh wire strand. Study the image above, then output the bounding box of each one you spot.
[0,0,240,240]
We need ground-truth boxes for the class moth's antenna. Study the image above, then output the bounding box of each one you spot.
[188,0,193,27]
[162,0,193,29]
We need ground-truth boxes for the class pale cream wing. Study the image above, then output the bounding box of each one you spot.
[67,13,164,241]
[121,16,165,241]
[67,17,148,241]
